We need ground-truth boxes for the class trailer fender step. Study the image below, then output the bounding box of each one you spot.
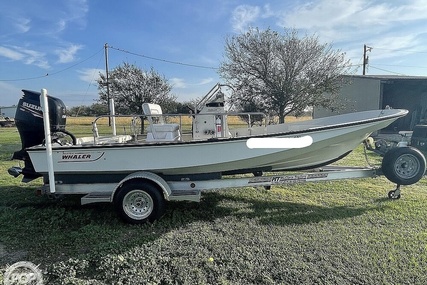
[81,192,112,205]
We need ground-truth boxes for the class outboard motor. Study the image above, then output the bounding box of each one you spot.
[9,90,75,181]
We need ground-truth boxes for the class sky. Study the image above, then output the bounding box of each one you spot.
[1,0,427,108]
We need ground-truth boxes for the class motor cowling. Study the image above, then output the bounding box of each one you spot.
[9,90,70,181]
[12,90,67,159]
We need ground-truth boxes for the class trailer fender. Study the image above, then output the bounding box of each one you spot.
[111,171,172,201]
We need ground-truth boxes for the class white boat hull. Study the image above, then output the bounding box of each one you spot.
[26,109,407,181]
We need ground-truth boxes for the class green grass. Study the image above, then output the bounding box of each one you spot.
[1,125,427,284]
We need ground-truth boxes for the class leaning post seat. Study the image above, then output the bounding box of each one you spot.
[142,103,181,142]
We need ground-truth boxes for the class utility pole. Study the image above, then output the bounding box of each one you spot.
[104,43,111,126]
[363,44,372,75]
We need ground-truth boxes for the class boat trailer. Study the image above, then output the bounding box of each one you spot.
[40,153,423,224]
[12,89,427,224]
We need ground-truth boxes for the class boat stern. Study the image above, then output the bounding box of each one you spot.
[8,90,69,182]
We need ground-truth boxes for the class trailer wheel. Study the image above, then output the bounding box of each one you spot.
[381,147,426,185]
[114,181,165,224]
[388,190,401,200]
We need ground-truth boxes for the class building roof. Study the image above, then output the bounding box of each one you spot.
[346,74,427,80]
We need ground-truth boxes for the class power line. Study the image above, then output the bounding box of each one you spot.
[49,47,104,76]
[369,65,407,75]
[373,46,427,54]
[108,45,219,70]
[76,47,105,116]
[370,63,427,69]
[361,44,427,76]
[0,47,104,82]
[0,73,49,82]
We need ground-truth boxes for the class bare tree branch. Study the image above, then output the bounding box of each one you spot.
[97,63,176,114]
[219,28,353,123]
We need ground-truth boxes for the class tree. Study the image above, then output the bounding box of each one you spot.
[67,103,108,117]
[219,28,353,123]
[168,101,195,114]
[97,62,177,115]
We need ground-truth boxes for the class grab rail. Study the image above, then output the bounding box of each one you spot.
[89,112,267,144]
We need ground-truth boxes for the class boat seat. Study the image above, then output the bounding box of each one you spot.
[77,135,133,145]
[142,103,181,142]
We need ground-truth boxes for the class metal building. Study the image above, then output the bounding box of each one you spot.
[314,75,427,133]
[0,106,17,118]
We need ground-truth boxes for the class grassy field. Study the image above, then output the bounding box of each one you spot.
[1,120,427,284]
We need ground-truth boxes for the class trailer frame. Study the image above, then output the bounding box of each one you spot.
[34,89,426,224]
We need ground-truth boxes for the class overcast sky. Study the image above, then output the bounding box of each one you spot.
[1,0,427,107]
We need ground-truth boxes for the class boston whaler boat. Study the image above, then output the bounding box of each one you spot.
[8,85,426,223]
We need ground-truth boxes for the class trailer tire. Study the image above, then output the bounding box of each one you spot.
[388,190,401,200]
[381,146,426,185]
[114,181,165,224]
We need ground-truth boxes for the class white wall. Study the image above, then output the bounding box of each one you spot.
[0,106,17,118]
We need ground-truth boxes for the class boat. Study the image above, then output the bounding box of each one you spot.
[9,85,409,183]
[8,85,426,224]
